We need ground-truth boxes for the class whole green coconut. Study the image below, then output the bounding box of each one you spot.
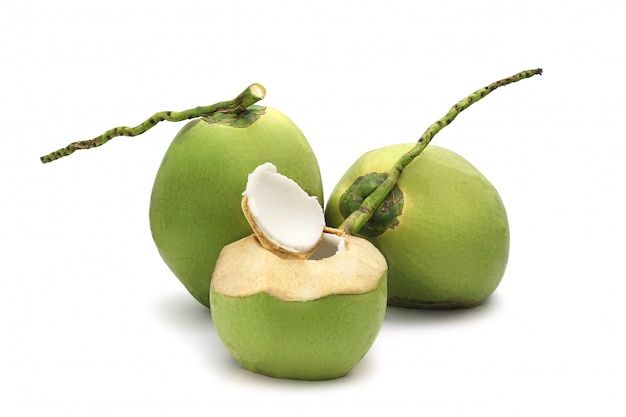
[325,68,542,309]
[39,84,323,308]
[150,106,323,307]
[325,144,508,308]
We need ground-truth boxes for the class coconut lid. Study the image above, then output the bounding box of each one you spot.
[242,163,325,258]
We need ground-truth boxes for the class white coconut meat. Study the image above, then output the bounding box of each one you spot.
[242,163,325,256]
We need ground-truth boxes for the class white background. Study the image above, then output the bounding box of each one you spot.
[1,1,625,415]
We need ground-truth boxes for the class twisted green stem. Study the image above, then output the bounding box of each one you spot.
[341,68,543,235]
[40,84,266,163]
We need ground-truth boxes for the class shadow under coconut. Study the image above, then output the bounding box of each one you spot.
[155,293,240,373]
[384,293,501,326]
[156,292,212,329]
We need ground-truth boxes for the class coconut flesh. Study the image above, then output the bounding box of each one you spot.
[242,162,329,258]
[212,162,387,302]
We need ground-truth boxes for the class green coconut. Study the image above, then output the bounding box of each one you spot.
[39,84,323,308]
[210,233,387,380]
[210,163,387,380]
[325,144,508,308]
[149,107,323,307]
[324,68,542,309]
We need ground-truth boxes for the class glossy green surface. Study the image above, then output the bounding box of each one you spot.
[326,145,509,308]
[150,108,323,307]
[210,276,387,380]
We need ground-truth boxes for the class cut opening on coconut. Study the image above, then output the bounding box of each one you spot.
[308,230,346,260]
[242,163,325,257]
[212,234,387,301]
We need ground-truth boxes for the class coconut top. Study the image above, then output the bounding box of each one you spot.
[242,163,325,256]
[211,234,387,302]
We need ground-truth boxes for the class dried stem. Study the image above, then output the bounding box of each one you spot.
[40,84,266,163]
[341,68,543,235]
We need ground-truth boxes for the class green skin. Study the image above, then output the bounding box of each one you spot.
[326,145,509,308]
[150,107,323,307]
[210,276,387,380]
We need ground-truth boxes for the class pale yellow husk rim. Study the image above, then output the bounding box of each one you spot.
[212,234,387,301]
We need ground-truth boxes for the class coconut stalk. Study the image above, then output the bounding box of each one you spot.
[40,84,266,163]
[341,68,543,235]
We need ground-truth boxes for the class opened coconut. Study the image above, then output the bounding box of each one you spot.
[210,163,387,380]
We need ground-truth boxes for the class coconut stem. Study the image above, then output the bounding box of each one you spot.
[341,68,543,235]
[40,83,266,163]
